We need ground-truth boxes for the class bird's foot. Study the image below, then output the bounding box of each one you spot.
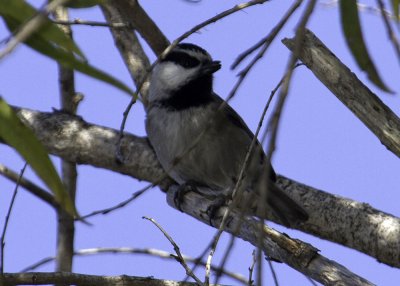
[173,180,200,212]
[206,195,229,226]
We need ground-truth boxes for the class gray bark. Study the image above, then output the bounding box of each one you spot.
[1,272,221,286]
[282,29,400,159]
[166,187,374,286]
[13,107,400,269]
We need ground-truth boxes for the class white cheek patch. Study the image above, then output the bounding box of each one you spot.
[160,63,194,90]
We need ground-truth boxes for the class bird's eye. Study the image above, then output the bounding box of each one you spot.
[163,52,200,68]
[178,56,200,68]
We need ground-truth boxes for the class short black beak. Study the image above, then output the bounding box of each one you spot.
[201,60,221,75]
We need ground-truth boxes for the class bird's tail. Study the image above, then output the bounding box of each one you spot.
[236,182,308,227]
[264,182,309,227]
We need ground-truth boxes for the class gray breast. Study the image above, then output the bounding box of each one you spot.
[146,103,260,195]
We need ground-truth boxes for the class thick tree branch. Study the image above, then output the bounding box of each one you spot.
[11,107,400,269]
[276,176,400,268]
[282,29,400,158]
[14,107,172,190]
[101,2,152,100]
[102,0,170,57]
[166,187,374,286]
[0,272,222,286]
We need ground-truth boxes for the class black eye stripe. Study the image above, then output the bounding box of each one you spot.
[162,51,200,68]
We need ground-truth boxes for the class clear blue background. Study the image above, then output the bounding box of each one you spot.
[1,1,399,285]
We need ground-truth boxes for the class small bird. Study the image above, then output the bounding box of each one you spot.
[145,43,308,226]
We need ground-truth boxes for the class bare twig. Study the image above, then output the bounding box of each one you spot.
[79,184,155,220]
[51,19,128,28]
[231,0,303,69]
[267,259,279,286]
[204,61,304,286]
[248,250,256,286]
[322,0,395,19]
[171,0,269,51]
[265,0,316,180]
[376,0,400,62]
[1,163,27,274]
[182,241,214,284]
[0,0,71,60]
[21,247,247,284]
[213,235,235,285]
[254,2,317,284]
[306,276,319,286]
[0,163,59,209]
[143,217,204,286]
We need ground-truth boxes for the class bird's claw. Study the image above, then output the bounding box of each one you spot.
[206,195,228,226]
[173,181,199,212]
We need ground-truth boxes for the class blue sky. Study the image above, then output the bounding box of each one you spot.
[1,1,400,285]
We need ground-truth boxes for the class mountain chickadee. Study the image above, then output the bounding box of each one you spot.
[145,43,308,226]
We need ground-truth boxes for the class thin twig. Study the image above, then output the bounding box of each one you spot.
[256,224,264,286]
[0,0,71,60]
[182,240,214,283]
[0,163,60,210]
[306,276,319,286]
[0,163,27,274]
[322,0,395,19]
[248,250,257,286]
[51,19,128,28]
[264,0,317,190]
[21,247,247,284]
[213,235,235,285]
[267,258,279,286]
[376,0,400,62]
[231,0,303,69]
[172,0,269,48]
[213,62,302,286]
[256,1,317,284]
[79,184,155,220]
[204,59,304,286]
[253,63,303,286]
[143,217,204,286]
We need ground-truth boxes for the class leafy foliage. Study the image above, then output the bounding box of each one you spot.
[0,0,134,96]
[0,98,75,215]
[339,0,392,93]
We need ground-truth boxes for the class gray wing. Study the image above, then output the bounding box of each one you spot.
[172,94,271,192]
[212,95,277,182]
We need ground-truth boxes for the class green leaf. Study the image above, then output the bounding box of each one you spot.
[0,1,135,96]
[65,0,104,8]
[0,98,76,216]
[339,0,392,93]
[391,0,400,21]
[24,29,135,96]
[0,0,84,59]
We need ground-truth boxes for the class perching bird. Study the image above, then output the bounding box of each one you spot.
[145,43,308,226]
